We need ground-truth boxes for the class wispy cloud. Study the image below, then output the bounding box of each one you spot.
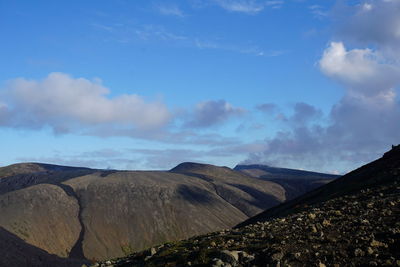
[91,20,285,58]
[214,0,284,14]
[136,25,188,41]
[155,4,185,17]
[195,38,287,57]
[308,5,328,19]
[91,23,115,33]
[265,1,284,9]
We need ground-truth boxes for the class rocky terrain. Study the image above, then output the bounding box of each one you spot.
[0,160,333,265]
[92,146,400,267]
[234,164,338,200]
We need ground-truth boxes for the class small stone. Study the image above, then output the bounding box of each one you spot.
[211,258,224,267]
[367,247,374,255]
[334,210,342,216]
[239,251,255,263]
[308,213,316,220]
[370,239,384,247]
[271,252,283,261]
[369,261,378,266]
[218,250,239,264]
[361,219,369,225]
[319,262,326,267]
[311,225,318,233]
[354,248,365,257]
[105,261,112,266]
[210,241,217,247]
[322,219,331,227]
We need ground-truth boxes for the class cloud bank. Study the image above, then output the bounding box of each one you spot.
[0,72,171,133]
[244,0,400,173]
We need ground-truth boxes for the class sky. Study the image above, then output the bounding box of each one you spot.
[0,0,399,174]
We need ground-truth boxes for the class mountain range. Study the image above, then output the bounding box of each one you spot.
[0,161,337,266]
[93,145,400,267]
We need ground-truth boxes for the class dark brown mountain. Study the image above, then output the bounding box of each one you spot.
[93,145,400,267]
[0,162,91,179]
[234,164,339,200]
[0,161,288,263]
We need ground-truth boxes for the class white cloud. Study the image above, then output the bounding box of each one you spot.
[2,72,171,133]
[319,42,400,96]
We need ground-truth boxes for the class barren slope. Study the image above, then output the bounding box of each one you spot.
[234,164,339,200]
[238,145,400,227]
[0,162,288,262]
[94,146,400,267]
[0,227,87,267]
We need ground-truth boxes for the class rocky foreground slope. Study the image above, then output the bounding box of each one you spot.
[93,146,400,267]
[0,161,331,265]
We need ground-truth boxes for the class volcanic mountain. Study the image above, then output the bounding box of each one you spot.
[0,161,335,265]
[93,145,400,267]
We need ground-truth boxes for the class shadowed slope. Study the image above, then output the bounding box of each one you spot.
[0,226,88,267]
[92,146,400,267]
[237,145,400,227]
[171,162,286,216]
[234,164,339,200]
[64,171,249,260]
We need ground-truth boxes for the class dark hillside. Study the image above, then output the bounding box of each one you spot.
[238,144,400,227]
[92,146,400,267]
[234,164,339,200]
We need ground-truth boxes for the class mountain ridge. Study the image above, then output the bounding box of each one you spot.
[92,145,400,267]
[0,160,341,264]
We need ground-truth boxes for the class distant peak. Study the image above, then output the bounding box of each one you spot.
[234,164,271,170]
[170,162,232,173]
[170,162,210,172]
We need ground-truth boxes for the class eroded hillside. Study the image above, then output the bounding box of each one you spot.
[93,146,400,267]
[0,162,291,262]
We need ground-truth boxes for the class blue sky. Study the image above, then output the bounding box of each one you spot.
[0,0,399,173]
